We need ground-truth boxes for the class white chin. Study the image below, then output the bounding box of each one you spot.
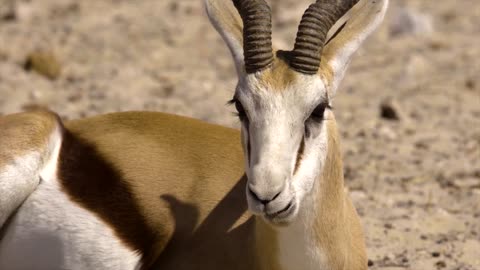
[264,202,299,226]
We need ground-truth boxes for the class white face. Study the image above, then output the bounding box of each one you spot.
[233,73,332,225]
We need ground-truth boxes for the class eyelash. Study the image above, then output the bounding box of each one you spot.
[228,98,247,120]
[228,98,332,122]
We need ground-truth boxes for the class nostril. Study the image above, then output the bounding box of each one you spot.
[248,187,269,204]
[248,186,282,205]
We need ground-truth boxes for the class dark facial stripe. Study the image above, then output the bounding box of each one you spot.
[245,123,252,167]
[293,136,305,174]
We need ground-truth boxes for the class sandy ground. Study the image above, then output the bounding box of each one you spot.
[0,0,479,269]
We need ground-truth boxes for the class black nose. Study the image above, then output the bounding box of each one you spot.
[248,186,282,205]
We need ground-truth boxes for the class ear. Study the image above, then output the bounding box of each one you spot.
[205,0,245,76]
[320,0,389,97]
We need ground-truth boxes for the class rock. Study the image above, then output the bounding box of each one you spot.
[0,0,34,22]
[390,8,434,37]
[0,2,16,21]
[435,260,447,268]
[379,126,398,140]
[465,78,476,91]
[380,98,401,121]
[24,51,62,80]
[432,251,441,257]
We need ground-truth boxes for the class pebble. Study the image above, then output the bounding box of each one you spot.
[390,8,434,37]
[380,98,401,121]
[24,51,62,80]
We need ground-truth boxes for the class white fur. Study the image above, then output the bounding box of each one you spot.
[238,75,330,224]
[237,75,331,267]
[205,0,245,76]
[277,196,329,270]
[326,0,389,97]
[39,125,63,184]
[0,152,43,227]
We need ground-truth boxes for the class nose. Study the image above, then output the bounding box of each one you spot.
[248,183,284,205]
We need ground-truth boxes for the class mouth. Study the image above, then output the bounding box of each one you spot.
[265,200,296,223]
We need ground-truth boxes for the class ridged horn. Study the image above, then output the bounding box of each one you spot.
[233,0,274,73]
[290,0,360,74]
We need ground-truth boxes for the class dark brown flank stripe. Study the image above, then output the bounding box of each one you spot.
[58,129,162,268]
[293,137,305,174]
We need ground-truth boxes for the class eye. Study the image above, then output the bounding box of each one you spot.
[229,98,247,121]
[309,102,329,122]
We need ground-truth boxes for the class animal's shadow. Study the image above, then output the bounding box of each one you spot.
[150,176,256,270]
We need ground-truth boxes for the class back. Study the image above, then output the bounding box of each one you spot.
[63,111,254,268]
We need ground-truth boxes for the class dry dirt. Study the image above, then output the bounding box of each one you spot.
[0,0,479,269]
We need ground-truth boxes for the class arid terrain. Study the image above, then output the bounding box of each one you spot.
[0,0,479,269]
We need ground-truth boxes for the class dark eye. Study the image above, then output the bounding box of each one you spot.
[234,100,247,120]
[309,102,328,122]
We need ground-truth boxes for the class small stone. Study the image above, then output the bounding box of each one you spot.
[0,1,16,21]
[367,259,374,267]
[465,78,475,90]
[380,98,401,121]
[432,251,441,257]
[24,51,62,80]
[435,260,446,268]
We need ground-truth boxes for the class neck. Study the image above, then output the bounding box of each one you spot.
[254,121,347,270]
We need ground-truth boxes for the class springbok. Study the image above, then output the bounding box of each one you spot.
[0,0,388,269]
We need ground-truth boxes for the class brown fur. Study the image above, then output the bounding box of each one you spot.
[258,55,298,91]
[55,111,365,269]
[1,111,366,269]
[61,112,260,269]
[313,120,367,269]
[0,110,60,168]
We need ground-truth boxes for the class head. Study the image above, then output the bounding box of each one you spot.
[206,0,388,225]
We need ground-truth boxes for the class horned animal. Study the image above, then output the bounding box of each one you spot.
[0,0,388,269]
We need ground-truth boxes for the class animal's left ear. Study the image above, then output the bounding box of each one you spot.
[206,0,275,77]
[320,0,389,97]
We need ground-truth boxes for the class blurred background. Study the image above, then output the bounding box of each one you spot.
[0,0,479,269]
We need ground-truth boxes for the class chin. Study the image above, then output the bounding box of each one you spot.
[264,203,299,226]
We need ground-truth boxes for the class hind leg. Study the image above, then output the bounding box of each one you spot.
[0,110,62,227]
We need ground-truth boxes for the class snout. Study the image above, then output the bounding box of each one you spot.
[246,180,298,224]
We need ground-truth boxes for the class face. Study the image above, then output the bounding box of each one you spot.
[232,67,333,225]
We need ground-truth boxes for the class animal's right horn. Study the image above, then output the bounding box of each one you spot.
[232,0,274,73]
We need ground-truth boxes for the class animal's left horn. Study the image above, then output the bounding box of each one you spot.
[289,0,360,74]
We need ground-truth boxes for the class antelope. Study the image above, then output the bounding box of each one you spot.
[0,0,388,269]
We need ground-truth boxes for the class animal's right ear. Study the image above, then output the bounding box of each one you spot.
[205,0,245,76]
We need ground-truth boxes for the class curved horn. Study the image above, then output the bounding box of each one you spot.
[233,0,274,73]
[290,0,360,74]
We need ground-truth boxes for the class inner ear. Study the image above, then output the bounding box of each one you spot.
[325,21,348,46]
[205,0,245,75]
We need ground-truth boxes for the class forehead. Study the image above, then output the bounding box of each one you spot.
[237,57,328,110]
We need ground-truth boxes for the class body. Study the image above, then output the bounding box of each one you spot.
[0,111,364,269]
